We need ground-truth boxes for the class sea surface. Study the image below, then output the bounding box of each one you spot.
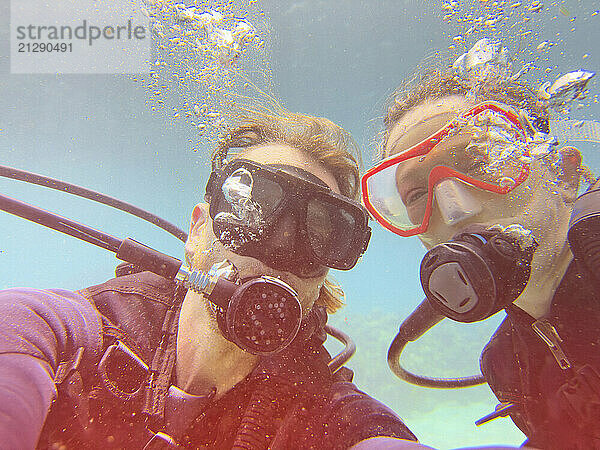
[1,1,599,448]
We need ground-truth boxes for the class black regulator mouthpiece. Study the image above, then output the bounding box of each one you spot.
[178,261,302,355]
[420,225,537,323]
[568,184,600,289]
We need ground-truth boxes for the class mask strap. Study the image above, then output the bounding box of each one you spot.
[549,119,600,144]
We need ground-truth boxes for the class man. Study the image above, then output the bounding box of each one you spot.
[362,62,600,449]
[0,106,426,449]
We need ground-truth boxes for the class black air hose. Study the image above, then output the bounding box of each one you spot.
[232,379,283,450]
[231,308,334,450]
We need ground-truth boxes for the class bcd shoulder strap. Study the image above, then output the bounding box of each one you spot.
[142,282,187,422]
[49,272,187,445]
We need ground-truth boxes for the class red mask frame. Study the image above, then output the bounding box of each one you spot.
[361,102,531,237]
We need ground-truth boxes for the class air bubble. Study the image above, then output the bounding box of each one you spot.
[499,177,516,188]
[141,0,272,144]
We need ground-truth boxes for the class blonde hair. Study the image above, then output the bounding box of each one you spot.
[379,66,549,158]
[214,104,361,201]
[211,104,362,313]
[379,64,597,185]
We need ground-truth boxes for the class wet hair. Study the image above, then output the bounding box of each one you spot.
[379,65,550,158]
[213,104,361,201]
[210,103,361,313]
[380,64,597,186]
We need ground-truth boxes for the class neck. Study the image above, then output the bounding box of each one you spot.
[513,240,573,319]
[175,291,259,399]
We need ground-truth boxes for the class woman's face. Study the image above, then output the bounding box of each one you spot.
[187,143,340,313]
[384,95,572,249]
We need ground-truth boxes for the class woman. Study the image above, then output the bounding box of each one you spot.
[362,42,600,449]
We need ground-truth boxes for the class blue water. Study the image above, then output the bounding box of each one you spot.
[1,1,600,448]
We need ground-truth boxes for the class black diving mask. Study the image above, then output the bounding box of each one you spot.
[205,158,371,278]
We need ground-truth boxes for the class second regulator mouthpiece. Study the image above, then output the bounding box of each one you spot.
[420,225,537,323]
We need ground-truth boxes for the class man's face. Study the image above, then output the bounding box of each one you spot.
[384,95,577,249]
[186,143,340,314]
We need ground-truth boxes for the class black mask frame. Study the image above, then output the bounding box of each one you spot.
[205,158,371,277]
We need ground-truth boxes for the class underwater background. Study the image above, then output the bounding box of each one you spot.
[1,1,599,448]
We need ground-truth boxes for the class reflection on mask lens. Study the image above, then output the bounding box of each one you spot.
[214,168,287,250]
[307,199,356,264]
[215,168,263,227]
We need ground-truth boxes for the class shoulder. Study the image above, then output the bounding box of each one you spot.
[78,271,179,362]
[0,286,104,373]
[0,285,103,335]
[479,316,524,399]
[79,270,177,307]
[480,317,513,368]
[318,380,417,445]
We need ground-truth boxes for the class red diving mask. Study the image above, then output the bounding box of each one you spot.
[362,102,531,237]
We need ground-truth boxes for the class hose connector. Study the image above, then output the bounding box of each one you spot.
[176,260,238,297]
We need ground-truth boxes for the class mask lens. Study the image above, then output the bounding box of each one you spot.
[211,159,370,275]
[365,161,424,232]
[249,175,285,217]
[306,198,357,267]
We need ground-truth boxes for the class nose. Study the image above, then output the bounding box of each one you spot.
[433,179,482,226]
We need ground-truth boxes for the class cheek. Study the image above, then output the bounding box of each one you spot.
[189,222,223,271]
[294,277,325,313]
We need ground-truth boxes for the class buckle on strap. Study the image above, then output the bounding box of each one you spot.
[532,320,572,370]
[98,340,150,401]
[475,402,516,426]
[143,431,179,450]
[54,346,85,384]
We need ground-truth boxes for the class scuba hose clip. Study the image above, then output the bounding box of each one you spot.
[475,402,516,426]
[176,260,238,302]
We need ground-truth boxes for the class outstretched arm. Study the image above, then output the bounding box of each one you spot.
[351,437,528,449]
[0,287,103,449]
